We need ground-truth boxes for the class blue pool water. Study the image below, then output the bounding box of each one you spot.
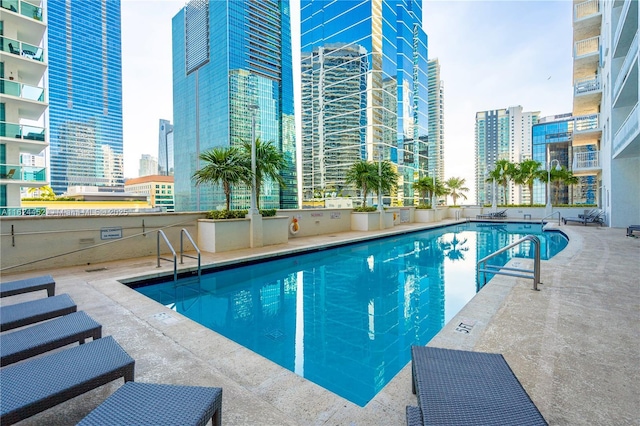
[132,222,567,406]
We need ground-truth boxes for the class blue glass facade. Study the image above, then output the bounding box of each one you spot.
[172,0,297,211]
[47,0,124,195]
[300,0,428,206]
[532,116,573,205]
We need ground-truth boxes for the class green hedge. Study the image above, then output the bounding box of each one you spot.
[353,206,377,212]
[415,203,432,210]
[206,209,277,219]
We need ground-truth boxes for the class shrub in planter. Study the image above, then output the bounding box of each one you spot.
[206,210,248,219]
[415,203,432,209]
[260,209,277,217]
[353,206,378,212]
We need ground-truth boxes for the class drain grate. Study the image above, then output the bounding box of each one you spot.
[264,329,285,340]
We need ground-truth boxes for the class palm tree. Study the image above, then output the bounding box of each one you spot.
[192,146,246,211]
[444,177,469,206]
[27,185,56,200]
[412,177,432,205]
[513,159,545,206]
[377,160,400,204]
[345,160,379,208]
[550,167,579,205]
[241,138,286,210]
[486,159,513,205]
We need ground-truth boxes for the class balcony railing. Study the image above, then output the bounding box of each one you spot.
[0,78,45,102]
[613,103,639,156]
[574,74,601,96]
[574,35,600,58]
[0,36,44,62]
[0,121,46,141]
[0,164,47,183]
[613,31,638,99]
[573,113,600,133]
[0,0,43,21]
[573,151,601,171]
[574,0,600,21]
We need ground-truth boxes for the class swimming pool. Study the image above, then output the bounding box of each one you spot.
[131,222,567,406]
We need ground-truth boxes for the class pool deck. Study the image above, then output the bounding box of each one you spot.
[1,220,639,425]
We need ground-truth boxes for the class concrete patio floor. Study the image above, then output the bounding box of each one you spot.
[1,220,638,425]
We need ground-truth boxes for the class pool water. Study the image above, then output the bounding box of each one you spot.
[133,222,567,406]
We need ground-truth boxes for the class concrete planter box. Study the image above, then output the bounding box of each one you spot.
[197,216,289,253]
[414,209,435,223]
[197,219,250,253]
[435,208,448,221]
[384,209,399,228]
[351,211,382,231]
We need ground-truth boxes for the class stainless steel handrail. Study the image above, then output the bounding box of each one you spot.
[180,228,201,277]
[476,234,541,291]
[157,230,177,282]
[541,211,561,226]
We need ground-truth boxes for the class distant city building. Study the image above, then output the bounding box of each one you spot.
[427,58,445,182]
[139,154,158,177]
[172,0,297,211]
[572,0,638,226]
[475,106,540,205]
[300,0,429,206]
[125,175,175,212]
[47,0,124,195]
[532,113,574,205]
[1,1,48,208]
[158,119,174,176]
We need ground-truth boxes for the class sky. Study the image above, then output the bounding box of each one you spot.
[120,0,574,202]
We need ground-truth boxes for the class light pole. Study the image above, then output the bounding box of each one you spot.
[546,159,561,213]
[377,149,383,212]
[248,104,259,216]
[432,174,437,210]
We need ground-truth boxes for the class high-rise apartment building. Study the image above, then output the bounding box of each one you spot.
[427,58,445,181]
[1,0,48,209]
[138,154,157,177]
[172,0,297,212]
[300,0,429,207]
[532,113,574,205]
[47,0,124,195]
[571,0,638,227]
[158,119,174,176]
[475,106,539,205]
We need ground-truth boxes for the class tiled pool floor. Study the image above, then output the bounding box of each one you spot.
[2,221,639,425]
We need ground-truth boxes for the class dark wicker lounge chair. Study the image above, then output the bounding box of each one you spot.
[408,346,547,425]
[476,209,507,220]
[0,274,55,298]
[0,336,135,425]
[0,293,76,332]
[1,311,102,367]
[78,382,222,426]
[627,225,640,237]
[562,210,604,226]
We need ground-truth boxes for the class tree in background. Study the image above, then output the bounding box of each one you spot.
[549,167,579,205]
[345,160,379,208]
[444,177,469,206]
[27,185,56,200]
[192,146,246,211]
[241,138,286,210]
[513,159,545,206]
[486,159,514,205]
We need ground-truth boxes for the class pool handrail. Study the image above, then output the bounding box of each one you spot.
[541,211,561,226]
[180,228,201,277]
[476,234,541,291]
[156,230,177,282]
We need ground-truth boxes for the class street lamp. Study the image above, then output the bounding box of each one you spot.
[546,159,561,213]
[248,104,259,216]
[432,174,437,210]
[377,147,383,212]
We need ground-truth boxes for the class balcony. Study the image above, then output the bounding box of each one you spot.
[0,163,47,185]
[0,36,44,62]
[613,31,638,103]
[573,35,600,81]
[0,77,47,119]
[572,113,602,146]
[573,0,602,42]
[613,103,639,159]
[0,0,46,44]
[573,75,602,116]
[572,151,601,174]
[0,121,48,153]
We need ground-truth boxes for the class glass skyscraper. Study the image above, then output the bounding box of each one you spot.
[300,0,429,207]
[532,114,573,205]
[158,119,174,176]
[47,0,124,195]
[172,0,297,212]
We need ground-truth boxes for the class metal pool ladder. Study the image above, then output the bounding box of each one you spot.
[541,211,562,226]
[476,235,541,291]
[157,229,201,281]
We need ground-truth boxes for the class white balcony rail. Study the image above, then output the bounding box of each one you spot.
[574,0,600,21]
[573,113,600,133]
[613,31,638,99]
[574,35,600,58]
[613,103,639,156]
[574,75,601,96]
[573,151,600,170]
